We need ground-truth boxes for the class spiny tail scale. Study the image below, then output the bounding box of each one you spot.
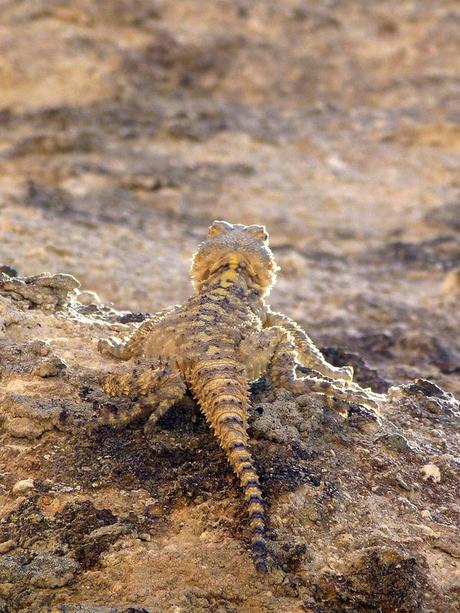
[190,358,268,572]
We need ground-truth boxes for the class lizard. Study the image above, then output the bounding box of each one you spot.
[97,220,386,573]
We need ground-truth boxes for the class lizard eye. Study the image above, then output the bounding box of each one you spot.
[246,225,268,242]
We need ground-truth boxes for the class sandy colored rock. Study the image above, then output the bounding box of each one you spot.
[28,552,79,588]
[421,464,442,483]
[32,355,67,378]
[5,417,45,439]
[12,478,35,494]
[0,540,16,554]
[0,0,459,611]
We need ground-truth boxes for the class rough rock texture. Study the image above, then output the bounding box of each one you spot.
[0,1,459,611]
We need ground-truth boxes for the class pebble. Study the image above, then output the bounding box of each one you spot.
[421,464,441,483]
[442,269,460,297]
[28,553,78,588]
[12,478,35,494]
[33,356,67,378]
[6,417,44,439]
[415,524,438,537]
[376,432,413,453]
[435,538,460,559]
[0,540,16,554]
[395,476,412,491]
[30,339,51,356]
[77,290,101,305]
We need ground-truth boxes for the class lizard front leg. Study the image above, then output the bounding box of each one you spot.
[265,311,354,383]
[240,328,385,410]
[97,358,186,432]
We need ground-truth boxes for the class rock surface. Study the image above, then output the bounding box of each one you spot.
[0,1,459,612]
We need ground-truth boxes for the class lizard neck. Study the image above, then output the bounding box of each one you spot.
[203,256,252,297]
[197,254,268,309]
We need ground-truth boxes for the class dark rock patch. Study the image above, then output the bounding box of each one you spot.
[310,548,427,613]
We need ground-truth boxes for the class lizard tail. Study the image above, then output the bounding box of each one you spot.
[229,437,268,573]
[192,361,268,572]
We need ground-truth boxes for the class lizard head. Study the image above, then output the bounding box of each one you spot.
[191,220,279,296]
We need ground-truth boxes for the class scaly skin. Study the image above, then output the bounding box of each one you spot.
[98,220,386,572]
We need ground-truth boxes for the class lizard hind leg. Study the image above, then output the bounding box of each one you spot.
[98,358,186,431]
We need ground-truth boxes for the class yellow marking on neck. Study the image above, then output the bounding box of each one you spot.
[219,256,241,288]
[228,253,240,269]
[222,269,238,281]
[220,270,239,287]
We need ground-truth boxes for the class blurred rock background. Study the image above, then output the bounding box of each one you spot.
[0,1,459,611]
